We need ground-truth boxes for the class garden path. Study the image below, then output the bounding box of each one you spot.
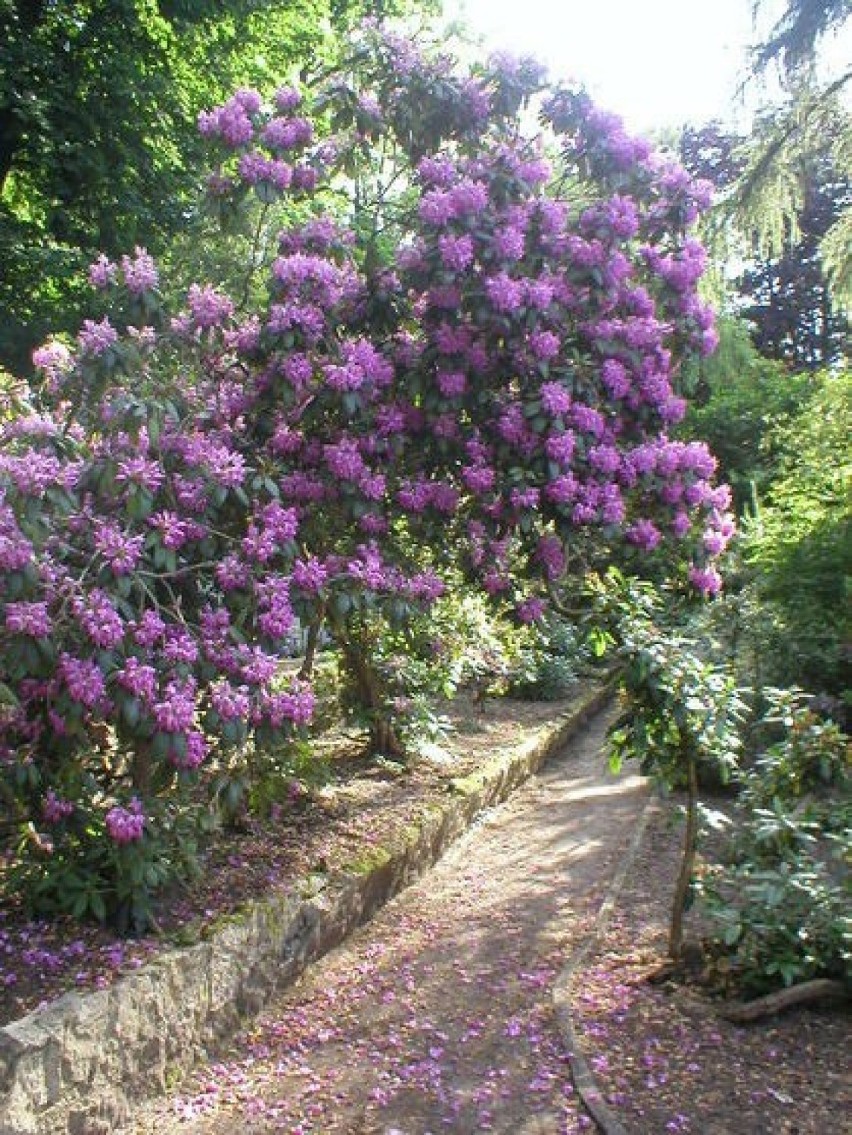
[132,707,648,1134]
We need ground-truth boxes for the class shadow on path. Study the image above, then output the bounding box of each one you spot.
[134,709,648,1135]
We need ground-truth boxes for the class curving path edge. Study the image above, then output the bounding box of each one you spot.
[0,681,615,1135]
[553,798,656,1134]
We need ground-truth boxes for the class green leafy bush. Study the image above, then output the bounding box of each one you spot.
[335,587,525,755]
[740,369,851,701]
[680,316,810,511]
[598,571,745,959]
[508,617,587,701]
[702,690,851,993]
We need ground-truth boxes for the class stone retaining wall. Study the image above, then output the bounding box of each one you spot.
[0,683,612,1135]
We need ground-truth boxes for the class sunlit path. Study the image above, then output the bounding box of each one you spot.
[134,709,648,1134]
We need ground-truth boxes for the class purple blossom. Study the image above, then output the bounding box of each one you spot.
[74,589,125,648]
[116,455,164,494]
[60,654,107,708]
[462,465,496,493]
[510,486,540,509]
[262,116,313,150]
[291,164,318,192]
[210,681,252,722]
[133,609,165,647]
[324,439,366,482]
[540,382,571,416]
[5,601,51,638]
[589,444,620,475]
[43,790,75,823]
[546,472,580,503]
[537,534,566,579]
[153,679,197,733]
[78,318,118,357]
[117,658,157,702]
[529,330,560,360]
[215,554,251,591]
[292,557,328,593]
[105,798,145,845]
[545,431,576,466]
[162,628,199,666]
[121,247,158,295]
[238,151,292,188]
[417,155,457,187]
[493,227,525,260]
[198,98,254,147]
[572,405,605,438]
[343,339,394,387]
[689,564,722,596]
[264,684,315,727]
[451,179,489,215]
[186,284,235,330]
[149,511,190,550]
[173,730,207,770]
[257,578,294,639]
[406,571,445,602]
[437,371,467,397]
[485,272,524,314]
[600,483,626,523]
[89,254,117,289]
[274,85,302,112]
[438,233,475,272]
[517,597,545,623]
[601,358,631,398]
[31,341,73,385]
[93,521,143,575]
[627,519,662,552]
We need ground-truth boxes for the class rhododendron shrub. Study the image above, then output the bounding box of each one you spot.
[1,22,733,927]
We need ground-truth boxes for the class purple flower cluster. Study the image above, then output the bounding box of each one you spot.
[43,790,74,823]
[78,318,118,357]
[5,601,51,638]
[105,798,145,844]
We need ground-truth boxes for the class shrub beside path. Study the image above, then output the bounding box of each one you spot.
[132,708,651,1134]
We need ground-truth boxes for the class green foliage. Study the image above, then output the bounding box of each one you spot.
[7,793,205,935]
[709,858,849,991]
[684,367,850,704]
[751,0,851,84]
[336,587,526,755]
[595,570,745,959]
[507,618,588,702]
[744,689,849,813]
[741,369,851,698]
[0,0,432,373]
[702,689,851,993]
[680,317,810,509]
[721,83,851,318]
[603,573,744,789]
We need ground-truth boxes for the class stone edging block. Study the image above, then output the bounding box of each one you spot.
[0,681,613,1135]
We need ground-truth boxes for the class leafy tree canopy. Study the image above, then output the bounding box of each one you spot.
[751,0,852,81]
[0,0,436,374]
[715,1,852,312]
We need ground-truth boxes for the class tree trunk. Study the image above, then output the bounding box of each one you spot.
[669,749,699,961]
[339,638,405,758]
[131,744,153,798]
[297,601,326,681]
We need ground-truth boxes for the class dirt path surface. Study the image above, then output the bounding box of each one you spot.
[133,708,648,1135]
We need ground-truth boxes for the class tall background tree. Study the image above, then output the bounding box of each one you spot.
[722,0,852,315]
[0,0,436,375]
[680,110,849,371]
